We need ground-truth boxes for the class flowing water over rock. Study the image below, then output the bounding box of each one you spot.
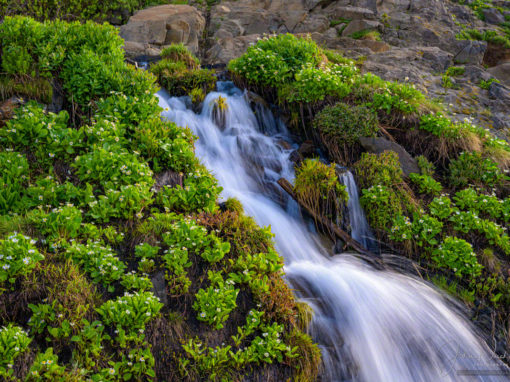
[157,82,509,381]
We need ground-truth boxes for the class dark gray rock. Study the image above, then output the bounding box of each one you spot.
[454,40,487,65]
[359,137,420,176]
[482,8,505,24]
[151,271,168,306]
[297,140,316,157]
[488,82,510,100]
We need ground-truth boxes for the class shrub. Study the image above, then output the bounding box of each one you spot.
[73,147,154,190]
[432,237,483,278]
[228,34,322,87]
[157,167,220,213]
[0,324,31,378]
[67,241,126,291]
[448,152,504,188]
[150,60,215,97]
[193,271,239,329]
[313,102,379,164]
[360,184,404,230]
[0,151,29,214]
[293,159,348,221]
[0,233,43,286]
[354,151,403,189]
[279,64,354,103]
[160,43,199,69]
[97,291,163,334]
[409,173,442,196]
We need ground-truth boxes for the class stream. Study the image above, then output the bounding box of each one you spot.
[157,82,509,381]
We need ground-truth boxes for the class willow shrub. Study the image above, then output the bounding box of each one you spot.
[313,102,379,164]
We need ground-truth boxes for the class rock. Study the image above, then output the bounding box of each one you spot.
[333,238,346,254]
[342,19,381,37]
[151,271,168,306]
[482,8,505,25]
[488,62,510,87]
[120,5,205,57]
[297,140,316,157]
[289,150,304,165]
[155,170,183,191]
[206,34,261,66]
[327,6,376,20]
[453,40,487,65]
[358,137,420,176]
[276,139,292,150]
[488,82,510,101]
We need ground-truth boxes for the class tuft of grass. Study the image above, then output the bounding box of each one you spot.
[160,43,200,70]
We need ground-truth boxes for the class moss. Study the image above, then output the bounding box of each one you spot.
[286,329,322,382]
[160,43,200,70]
[150,60,216,98]
[0,76,52,104]
[293,159,348,228]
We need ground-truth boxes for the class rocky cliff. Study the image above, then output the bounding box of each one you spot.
[121,0,510,143]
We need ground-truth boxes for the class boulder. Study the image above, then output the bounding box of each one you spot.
[453,40,487,65]
[488,82,510,101]
[151,271,168,306]
[120,5,205,57]
[482,8,505,25]
[342,19,381,36]
[487,62,510,87]
[359,137,420,177]
[327,6,376,20]
[206,34,261,66]
[297,140,316,157]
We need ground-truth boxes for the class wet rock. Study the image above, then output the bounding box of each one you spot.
[482,8,505,25]
[454,40,487,65]
[120,5,205,57]
[359,137,420,177]
[289,150,304,165]
[151,271,168,306]
[333,238,346,254]
[276,139,292,150]
[155,170,183,191]
[297,140,316,158]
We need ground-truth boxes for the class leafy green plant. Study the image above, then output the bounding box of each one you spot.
[479,78,500,90]
[448,152,504,188]
[432,237,482,278]
[409,173,442,196]
[67,241,126,291]
[0,151,29,214]
[0,324,31,378]
[193,271,239,329]
[0,233,43,286]
[160,43,199,69]
[97,291,163,334]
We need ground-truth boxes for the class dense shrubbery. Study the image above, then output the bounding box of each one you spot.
[293,159,348,226]
[0,0,162,22]
[0,17,319,382]
[150,47,216,99]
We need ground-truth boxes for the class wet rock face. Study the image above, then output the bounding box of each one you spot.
[120,5,205,58]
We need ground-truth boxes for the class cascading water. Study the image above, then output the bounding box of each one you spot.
[157,82,508,381]
[338,170,378,253]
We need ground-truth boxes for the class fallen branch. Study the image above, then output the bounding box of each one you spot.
[277,178,383,264]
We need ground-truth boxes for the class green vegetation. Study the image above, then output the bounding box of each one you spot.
[228,33,510,333]
[0,0,166,22]
[293,159,348,226]
[150,51,216,99]
[0,17,319,381]
[312,102,379,164]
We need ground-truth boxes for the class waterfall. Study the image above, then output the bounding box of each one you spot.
[157,82,508,381]
[339,169,378,253]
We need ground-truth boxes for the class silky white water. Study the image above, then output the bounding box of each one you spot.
[157,82,508,381]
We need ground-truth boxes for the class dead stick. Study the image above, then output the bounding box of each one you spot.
[278,178,382,261]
